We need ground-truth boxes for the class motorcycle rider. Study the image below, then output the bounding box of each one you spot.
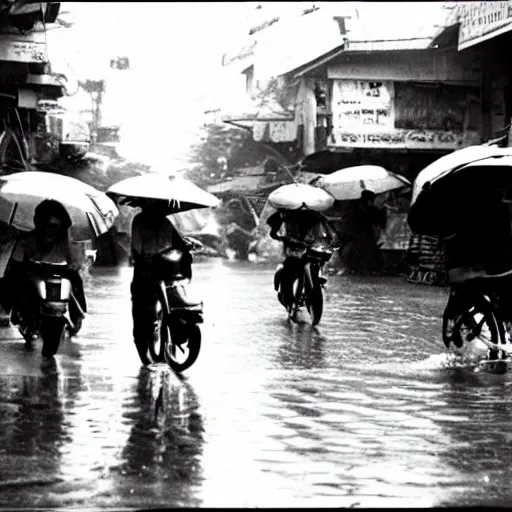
[424,185,512,348]
[130,199,197,365]
[0,199,87,340]
[267,207,337,309]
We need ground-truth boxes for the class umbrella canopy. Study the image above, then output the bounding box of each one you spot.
[315,165,410,201]
[411,145,512,204]
[107,174,220,214]
[408,154,512,236]
[268,183,335,212]
[0,171,119,241]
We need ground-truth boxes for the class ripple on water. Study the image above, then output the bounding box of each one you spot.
[0,266,511,507]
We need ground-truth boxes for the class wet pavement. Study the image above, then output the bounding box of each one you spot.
[1,259,512,507]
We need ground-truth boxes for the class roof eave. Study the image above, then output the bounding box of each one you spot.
[291,38,447,79]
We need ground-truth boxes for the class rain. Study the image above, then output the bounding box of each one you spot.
[1,1,512,509]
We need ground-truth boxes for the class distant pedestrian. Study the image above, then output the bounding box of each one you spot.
[340,190,387,275]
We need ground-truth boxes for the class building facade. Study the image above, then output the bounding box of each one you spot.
[0,1,70,167]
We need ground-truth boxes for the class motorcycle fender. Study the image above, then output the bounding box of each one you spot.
[41,301,68,316]
[174,309,204,324]
[158,281,171,315]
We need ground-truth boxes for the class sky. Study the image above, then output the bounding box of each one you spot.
[45,2,450,171]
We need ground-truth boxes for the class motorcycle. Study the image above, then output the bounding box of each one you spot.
[274,238,333,326]
[442,267,512,373]
[146,244,204,372]
[12,259,85,357]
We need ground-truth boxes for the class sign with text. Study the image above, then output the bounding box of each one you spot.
[331,80,395,131]
[327,129,465,151]
[457,1,512,50]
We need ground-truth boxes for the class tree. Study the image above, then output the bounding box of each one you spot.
[187,123,275,184]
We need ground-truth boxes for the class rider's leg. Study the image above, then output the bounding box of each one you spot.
[131,279,158,365]
[280,257,297,308]
[274,262,284,292]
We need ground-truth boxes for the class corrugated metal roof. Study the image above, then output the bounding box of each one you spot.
[227,2,453,84]
[343,37,435,52]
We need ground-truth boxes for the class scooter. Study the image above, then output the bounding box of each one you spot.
[274,239,333,326]
[12,259,85,357]
[146,245,204,372]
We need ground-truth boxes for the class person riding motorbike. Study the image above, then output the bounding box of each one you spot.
[0,199,87,341]
[267,207,337,308]
[130,199,198,365]
[439,185,512,348]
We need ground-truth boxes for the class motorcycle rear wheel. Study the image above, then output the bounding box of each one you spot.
[164,322,201,372]
[40,316,65,357]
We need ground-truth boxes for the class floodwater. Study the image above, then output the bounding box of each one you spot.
[0,259,512,508]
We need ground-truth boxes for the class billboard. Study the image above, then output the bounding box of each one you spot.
[458,1,512,50]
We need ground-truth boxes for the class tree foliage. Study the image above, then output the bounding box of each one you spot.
[186,123,280,185]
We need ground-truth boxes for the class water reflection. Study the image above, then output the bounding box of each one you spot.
[0,354,82,506]
[278,322,326,370]
[118,366,204,507]
[433,369,512,506]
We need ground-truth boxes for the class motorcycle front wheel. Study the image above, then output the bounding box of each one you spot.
[306,281,324,326]
[164,322,201,372]
[40,316,66,357]
[148,303,166,363]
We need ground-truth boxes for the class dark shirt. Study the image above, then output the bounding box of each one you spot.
[344,201,387,238]
[267,210,336,246]
[444,198,512,270]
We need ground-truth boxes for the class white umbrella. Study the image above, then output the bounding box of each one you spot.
[316,165,410,201]
[411,145,512,205]
[107,174,220,213]
[0,171,119,241]
[268,183,335,212]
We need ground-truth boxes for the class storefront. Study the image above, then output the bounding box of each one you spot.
[327,78,481,158]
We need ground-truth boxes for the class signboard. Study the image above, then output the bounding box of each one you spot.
[331,80,395,131]
[0,32,47,63]
[329,79,470,150]
[327,129,465,151]
[458,1,512,50]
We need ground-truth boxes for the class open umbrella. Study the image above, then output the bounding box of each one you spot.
[315,165,410,201]
[411,145,512,204]
[409,154,512,236]
[106,174,220,214]
[268,183,335,212]
[0,171,119,241]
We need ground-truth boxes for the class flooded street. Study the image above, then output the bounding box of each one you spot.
[1,258,512,507]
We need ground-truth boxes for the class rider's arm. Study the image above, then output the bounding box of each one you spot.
[267,212,283,240]
[130,215,144,264]
[68,243,85,273]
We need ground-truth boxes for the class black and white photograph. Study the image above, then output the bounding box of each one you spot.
[0,1,511,508]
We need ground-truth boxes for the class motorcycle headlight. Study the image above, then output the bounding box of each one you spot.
[167,250,182,262]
